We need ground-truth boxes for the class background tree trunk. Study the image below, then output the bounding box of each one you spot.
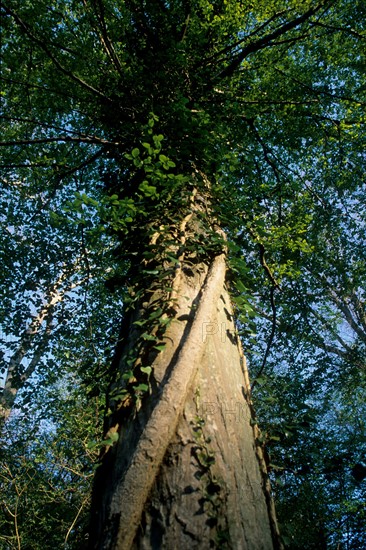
[0,271,83,423]
[90,246,280,549]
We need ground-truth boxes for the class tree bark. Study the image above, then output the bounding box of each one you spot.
[89,226,281,549]
[0,271,83,423]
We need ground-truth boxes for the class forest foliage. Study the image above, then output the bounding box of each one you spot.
[0,0,365,548]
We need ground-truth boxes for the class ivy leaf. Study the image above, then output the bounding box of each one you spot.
[101,432,119,446]
[140,366,152,375]
[153,344,166,352]
[141,333,157,341]
[133,383,149,393]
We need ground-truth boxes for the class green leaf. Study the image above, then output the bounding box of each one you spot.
[133,383,149,393]
[153,343,166,352]
[148,307,163,320]
[140,366,152,375]
[141,333,157,341]
[101,432,119,446]
[133,319,148,327]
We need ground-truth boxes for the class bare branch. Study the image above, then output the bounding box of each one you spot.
[0,75,84,103]
[247,119,283,193]
[64,495,90,546]
[245,221,281,290]
[322,343,348,360]
[349,294,366,334]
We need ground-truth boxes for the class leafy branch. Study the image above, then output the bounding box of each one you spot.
[82,0,125,77]
[217,1,332,79]
[1,3,111,101]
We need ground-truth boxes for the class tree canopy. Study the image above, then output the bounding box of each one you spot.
[0,0,365,548]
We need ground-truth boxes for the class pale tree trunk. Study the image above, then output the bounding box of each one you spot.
[0,271,82,423]
[89,196,282,549]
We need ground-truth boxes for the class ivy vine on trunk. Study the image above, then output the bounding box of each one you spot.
[1,0,365,548]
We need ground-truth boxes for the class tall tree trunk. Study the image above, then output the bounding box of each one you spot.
[89,186,281,549]
[0,271,82,423]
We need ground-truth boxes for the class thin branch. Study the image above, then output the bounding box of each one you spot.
[64,494,90,547]
[248,123,328,208]
[81,226,92,284]
[243,220,280,388]
[19,149,104,221]
[233,99,319,105]
[349,293,366,335]
[2,3,111,101]
[83,0,124,77]
[217,1,331,80]
[307,302,354,354]
[201,9,290,67]
[247,119,283,195]
[180,12,190,42]
[0,75,84,103]
[322,343,347,360]
[274,67,366,107]
[268,32,311,47]
[0,136,119,147]
[311,114,366,126]
[258,242,281,290]
[323,342,365,369]
[0,114,100,140]
[328,292,366,344]
[14,498,21,550]
[310,20,366,40]
[0,162,53,169]
[0,465,22,549]
[252,286,277,390]
[246,222,281,290]
[1,148,104,221]
[310,271,366,343]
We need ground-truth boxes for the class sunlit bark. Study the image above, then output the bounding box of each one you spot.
[89,198,282,548]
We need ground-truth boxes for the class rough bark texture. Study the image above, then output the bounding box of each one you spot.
[90,246,280,549]
[133,280,276,550]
